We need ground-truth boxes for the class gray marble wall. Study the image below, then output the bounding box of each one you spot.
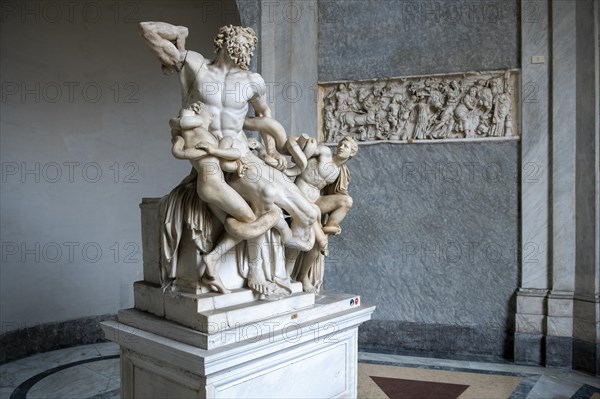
[0,0,241,357]
[324,142,519,357]
[318,0,521,357]
[318,0,519,81]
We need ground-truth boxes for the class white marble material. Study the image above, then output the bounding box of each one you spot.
[27,362,118,399]
[101,296,374,398]
[93,342,120,357]
[138,23,358,300]
[551,0,577,296]
[164,290,315,332]
[517,292,546,315]
[516,0,551,346]
[0,343,119,397]
[112,22,377,398]
[83,358,120,381]
[133,280,164,317]
[125,291,365,350]
[134,277,315,333]
[519,0,550,292]
[318,69,520,143]
[544,1,577,366]
[515,0,600,371]
[526,375,582,399]
[3,344,600,399]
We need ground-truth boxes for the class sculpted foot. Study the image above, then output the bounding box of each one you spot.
[322,225,341,236]
[201,255,231,294]
[301,277,317,294]
[248,267,276,295]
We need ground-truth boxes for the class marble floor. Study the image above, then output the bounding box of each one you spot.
[0,343,598,399]
[358,352,600,399]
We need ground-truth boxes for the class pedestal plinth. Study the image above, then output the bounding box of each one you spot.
[101,291,374,398]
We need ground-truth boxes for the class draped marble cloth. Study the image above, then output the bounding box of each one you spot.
[160,168,291,292]
[160,168,221,283]
[326,163,350,196]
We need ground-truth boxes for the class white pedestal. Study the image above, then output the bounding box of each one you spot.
[101,291,374,399]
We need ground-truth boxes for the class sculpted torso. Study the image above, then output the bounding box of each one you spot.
[181,125,217,150]
[180,127,222,180]
[295,148,340,203]
[141,22,337,295]
[181,51,265,153]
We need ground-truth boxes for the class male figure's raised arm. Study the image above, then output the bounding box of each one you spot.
[248,73,272,119]
[139,21,189,73]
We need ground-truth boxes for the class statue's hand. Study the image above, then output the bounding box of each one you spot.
[175,26,189,50]
[190,102,202,114]
[195,142,214,153]
[261,154,279,168]
[237,162,249,178]
[269,151,287,171]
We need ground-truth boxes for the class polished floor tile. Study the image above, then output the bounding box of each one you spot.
[359,362,523,399]
[0,344,119,399]
[27,364,118,399]
[359,352,600,399]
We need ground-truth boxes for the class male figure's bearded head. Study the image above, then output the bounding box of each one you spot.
[213,25,257,70]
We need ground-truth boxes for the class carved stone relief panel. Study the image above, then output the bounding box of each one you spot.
[318,69,520,144]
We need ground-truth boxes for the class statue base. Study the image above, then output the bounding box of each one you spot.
[132,280,314,334]
[101,291,374,399]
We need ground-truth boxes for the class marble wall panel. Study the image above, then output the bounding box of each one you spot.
[323,141,519,353]
[316,0,520,358]
[318,0,520,81]
[318,69,520,143]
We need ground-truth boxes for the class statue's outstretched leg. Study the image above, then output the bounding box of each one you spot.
[201,208,281,294]
[224,208,281,240]
[316,195,353,237]
[201,233,237,294]
[274,218,315,252]
[274,189,320,228]
[313,223,329,256]
[322,225,341,235]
